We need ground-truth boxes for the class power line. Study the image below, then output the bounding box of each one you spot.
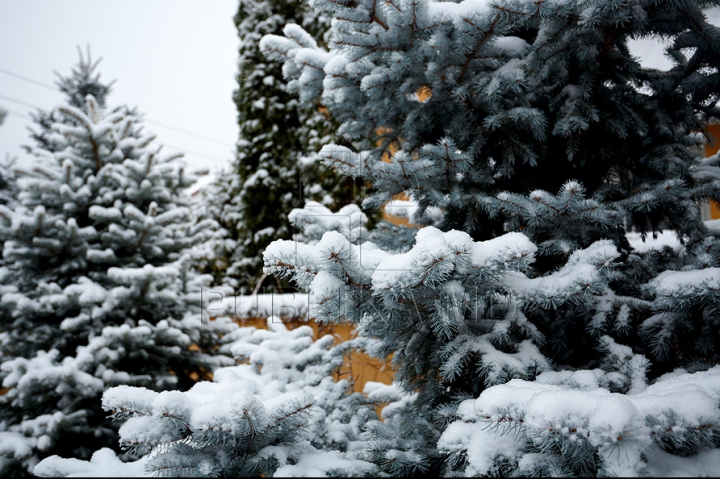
[0,66,235,149]
[0,93,38,109]
[164,144,230,163]
[0,67,56,90]
[3,108,32,121]
[145,119,233,148]
[0,92,229,164]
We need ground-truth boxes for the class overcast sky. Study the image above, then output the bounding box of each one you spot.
[0,1,238,180]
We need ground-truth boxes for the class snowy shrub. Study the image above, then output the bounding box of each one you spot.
[35,318,379,477]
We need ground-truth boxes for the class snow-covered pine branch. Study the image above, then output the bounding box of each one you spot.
[35,319,379,477]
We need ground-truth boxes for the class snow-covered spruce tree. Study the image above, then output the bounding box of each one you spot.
[0,158,17,210]
[261,0,720,259]
[0,98,18,219]
[207,0,361,291]
[0,60,235,475]
[260,0,720,475]
[0,159,18,268]
[34,318,380,477]
[187,170,237,289]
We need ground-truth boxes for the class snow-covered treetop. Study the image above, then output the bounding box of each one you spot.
[55,46,114,110]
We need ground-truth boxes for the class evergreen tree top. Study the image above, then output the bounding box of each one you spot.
[26,47,121,154]
[56,46,114,110]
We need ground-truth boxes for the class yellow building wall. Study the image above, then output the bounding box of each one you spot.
[705,124,720,220]
[377,89,429,228]
[223,317,394,393]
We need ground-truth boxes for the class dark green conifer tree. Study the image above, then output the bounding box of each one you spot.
[196,0,362,291]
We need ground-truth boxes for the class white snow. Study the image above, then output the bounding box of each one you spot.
[427,0,491,24]
[273,448,377,477]
[34,448,150,477]
[151,390,191,418]
[505,240,619,301]
[649,267,720,296]
[644,447,720,477]
[492,36,530,54]
[372,226,454,289]
[626,230,684,253]
[439,417,525,476]
[363,381,406,403]
[289,201,368,245]
[440,366,720,476]
[102,385,162,415]
[242,168,269,188]
[323,54,349,76]
[0,432,35,461]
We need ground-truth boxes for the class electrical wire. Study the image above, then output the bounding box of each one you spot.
[0,93,37,109]
[0,67,56,90]
[0,71,233,164]
[0,102,228,163]
[145,119,232,147]
[0,66,235,150]
[2,108,31,121]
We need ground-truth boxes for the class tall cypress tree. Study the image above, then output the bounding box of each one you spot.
[195,0,361,291]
